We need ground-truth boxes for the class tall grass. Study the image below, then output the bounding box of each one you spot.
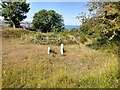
[2,26,119,88]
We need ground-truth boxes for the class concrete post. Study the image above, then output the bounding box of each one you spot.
[60,44,64,55]
[48,47,50,54]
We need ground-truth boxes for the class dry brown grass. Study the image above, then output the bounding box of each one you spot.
[1,26,24,31]
[2,28,118,88]
[2,32,118,88]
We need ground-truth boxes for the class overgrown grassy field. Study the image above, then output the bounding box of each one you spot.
[2,27,119,88]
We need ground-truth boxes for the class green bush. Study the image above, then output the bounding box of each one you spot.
[35,32,45,40]
[62,28,69,34]
[79,33,87,44]
[69,28,79,34]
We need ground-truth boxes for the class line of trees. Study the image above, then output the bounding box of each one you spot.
[1,1,120,47]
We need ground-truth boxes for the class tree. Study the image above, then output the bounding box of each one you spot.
[1,0,30,28]
[88,2,120,41]
[77,2,120,45]
[32,9,64,32]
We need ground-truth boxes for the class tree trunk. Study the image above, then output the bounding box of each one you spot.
[11,20,15,29]
[13,22,15,29]
[13,24,15,29]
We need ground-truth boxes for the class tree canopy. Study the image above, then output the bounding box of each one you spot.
[77,2,120,46]
[1,0,30,28]
[32,9,64,32]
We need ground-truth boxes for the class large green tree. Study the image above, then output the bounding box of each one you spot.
[32,9,64,32]
[77,2,120,45]
[1,0,30,28]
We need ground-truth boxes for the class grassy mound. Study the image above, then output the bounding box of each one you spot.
[1,27,34,39]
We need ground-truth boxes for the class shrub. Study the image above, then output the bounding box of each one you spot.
[35,32,45,40]
[79,33,87,44]
[69,28,79,34]
[62,28,69,34]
